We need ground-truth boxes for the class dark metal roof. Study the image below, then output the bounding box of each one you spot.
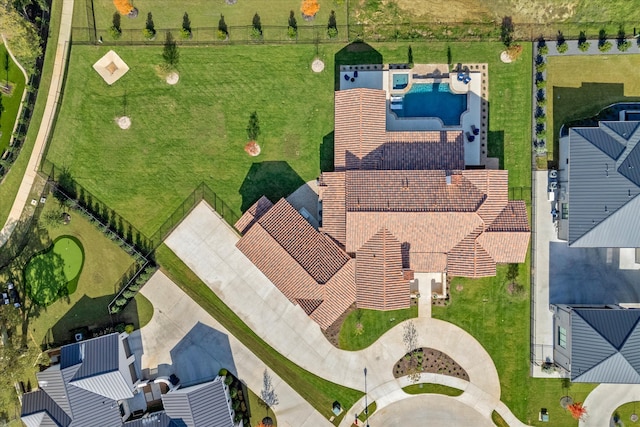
[162,380,234,427]
[21,389,72,427]
[123,412,185,427]
[573,127,625,159]
[602,121,640,140]
[570,308,640,383]
[69,334,120,379]
[618,143,640,186]
[37,365,71,416]
[568,123,640,246]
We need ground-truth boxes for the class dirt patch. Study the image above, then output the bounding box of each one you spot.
[323,303,357,348]
[244,141,261,156]
[393,347,469,380]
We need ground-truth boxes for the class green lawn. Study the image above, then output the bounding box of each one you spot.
[155,244,362,424]
[546,54,640,162]
[0,44,26,155]
[402,383,463,396]
[247,388,278,427]
[338,306,417,350]
[47,41,532,237]
[24,236,84,306]
[28,199,153,347]
[0,0,62,229]
[612,401,640,426]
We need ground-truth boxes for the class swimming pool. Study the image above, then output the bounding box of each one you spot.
[393,82,467,126]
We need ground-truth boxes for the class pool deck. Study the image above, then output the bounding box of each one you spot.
[339,63,490,167]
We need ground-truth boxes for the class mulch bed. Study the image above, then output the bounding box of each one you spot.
[323,303,357,347]
[393,347,469,381]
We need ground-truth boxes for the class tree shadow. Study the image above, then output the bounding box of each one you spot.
[320,131,334,173]
[334,42,383,91]
[488,130,505,169]
[239,161,305,212]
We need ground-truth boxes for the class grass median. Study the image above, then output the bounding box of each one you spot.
[155,244,362,424]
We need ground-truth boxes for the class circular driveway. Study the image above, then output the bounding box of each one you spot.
[367,394,493,427]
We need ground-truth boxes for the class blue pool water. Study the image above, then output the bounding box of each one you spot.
[393,73,409,90]
[393,82,467,126]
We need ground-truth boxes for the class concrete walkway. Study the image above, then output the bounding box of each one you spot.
[138,271,328,427]
[163,201,530,426]
[0,0,74,246]
[580,383,640,427]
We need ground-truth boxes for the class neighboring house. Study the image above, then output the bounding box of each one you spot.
[21,334,239,427]
[236,84,529,329]
[551,304,640,383]
[560,121,640,247]
[21,333,140,427]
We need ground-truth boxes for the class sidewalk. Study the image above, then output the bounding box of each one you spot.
[0,0,74,246]
[163,201,532,425]
[580,383,640,427]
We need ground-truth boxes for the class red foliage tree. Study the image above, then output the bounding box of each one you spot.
[113,0,133,15]
[567,402,587,420]
[300,0,320,17]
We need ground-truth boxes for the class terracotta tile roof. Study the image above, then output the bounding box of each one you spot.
[477,232,530,263]
[310,260,357,329]
[235,196,273,235]
[258,199,349,283]
[447,225,497,277]
[407,252,448,272]
[376,131,465,170]
[318,172,346,248]
[346,211,483,255]
[462,170,509,226]
[295,299,324,316]
[236,224,322,302]
[487,201,530,232]
[345,170,485,212]
[334,89,387,171]
[355,228,410,310]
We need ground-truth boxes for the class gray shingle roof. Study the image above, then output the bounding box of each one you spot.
[162,380,234,427]
[570,308,640,383]
[568,122,640,246]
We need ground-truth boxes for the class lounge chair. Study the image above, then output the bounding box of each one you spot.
[471,125,479,135]
[457,72,465,82]
[353,70,358,78]
[465,131,475,142]
[463,76,471,84]
[344,74,350,81]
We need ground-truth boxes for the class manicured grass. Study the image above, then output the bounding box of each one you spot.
[28,200,153,347]
[0,44,26,154]
[0,0,62,227]
[612,401,640,425]
[155,244,362,424]
[338,306,417,351]
[247,388,278,427]
[48,41,532,238]
[492,410,509,427]
[357,402,376,422]
[24,235,84,305]
[402,383,462,396]
[546,55,640,162]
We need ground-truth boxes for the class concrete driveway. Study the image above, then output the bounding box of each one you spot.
[549,244,640,305]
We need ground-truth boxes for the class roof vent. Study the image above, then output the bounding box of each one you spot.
[604,205,608,213]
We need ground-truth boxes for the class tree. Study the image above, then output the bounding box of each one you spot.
[567,402,587,420]
[260,369,279,416]
[162,32,179,68]
[145,12,155,35]
[402,321,420,383]
[218,14,228,36]
[500,16,514,47]
[3,51,9,86]
[0,0,42,74]
[247,111,260,141]
[288,10,297,30]
[182,12,191,33]
[113,0,133,15]
[301,0,320,18]
[12,0,48,20]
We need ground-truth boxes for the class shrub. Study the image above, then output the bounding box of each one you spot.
[123,290,136,299]
[113,0,133,15]
[538,44,548,55]
[301,0,320,17]
[618,40,631,52]
[328,27,338,38]
[536,129,546,140]
[536,115,546,125]
[599,40,612,52]
[224,375,233,386]
[250,27,262,40]
[556,42,568,54]
[182,12,191,33]
[142,28,155,40]
[578,41,590,52]
[116,297,128,307]
[219,368,228,376]
[537,97,547,107]
[535,62,546,73]
[109,26,122,40]
[110,305,121,314]
[252,13,262,34]
[145,12,155,35]
[218,15,228,38]
[180,28,191,39]
[125,324,135,334]
[287,26,297,39]
[535,79,546,89]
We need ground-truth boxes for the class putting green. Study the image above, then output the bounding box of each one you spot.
[25,236,84,306]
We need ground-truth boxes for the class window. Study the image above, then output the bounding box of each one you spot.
[561,203,569,220]
[123,337,132,358]
[558,327,567,349]
[129,363,138,383]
